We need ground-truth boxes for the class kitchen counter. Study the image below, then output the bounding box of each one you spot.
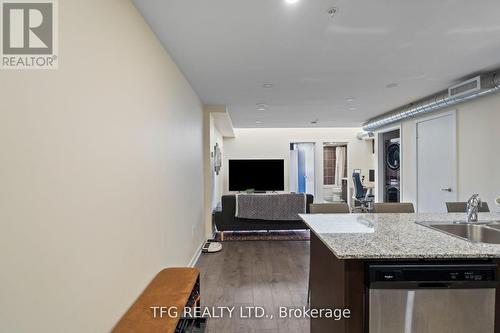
[299,212,500,259]
[302,212,500,333]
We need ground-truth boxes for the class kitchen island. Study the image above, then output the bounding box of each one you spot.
[299,212,500,333]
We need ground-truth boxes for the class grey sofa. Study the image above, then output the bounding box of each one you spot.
[213,194,313,232]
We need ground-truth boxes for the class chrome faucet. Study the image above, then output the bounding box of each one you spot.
[466,194,482,222]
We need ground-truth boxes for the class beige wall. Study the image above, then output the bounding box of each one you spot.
[203,107,225,238]
[212,127,224,208]
[0,1,205,332]
[396,93,500,212]
[222,128,374,202]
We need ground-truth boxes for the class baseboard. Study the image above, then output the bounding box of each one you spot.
[188,239,205,267]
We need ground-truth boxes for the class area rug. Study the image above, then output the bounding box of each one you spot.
[215,230,310,241]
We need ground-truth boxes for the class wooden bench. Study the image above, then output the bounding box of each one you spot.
[112,268,200,333]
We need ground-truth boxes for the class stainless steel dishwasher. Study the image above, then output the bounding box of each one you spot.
[368,262,497,333]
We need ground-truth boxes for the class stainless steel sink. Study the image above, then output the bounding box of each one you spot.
[417,221,500,244]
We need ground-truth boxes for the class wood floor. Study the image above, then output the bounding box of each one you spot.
[195,240,310,333]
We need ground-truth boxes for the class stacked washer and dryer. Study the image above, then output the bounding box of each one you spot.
[383,130,400,203]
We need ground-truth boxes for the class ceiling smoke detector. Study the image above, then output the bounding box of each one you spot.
[327,7,338,18]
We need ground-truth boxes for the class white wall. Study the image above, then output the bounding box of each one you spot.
[212,126,224,209]
[222,128,374,202]
[203,108,225,238]
[210,116,226,209]
[397,93,500,212]
[0,1,204,332]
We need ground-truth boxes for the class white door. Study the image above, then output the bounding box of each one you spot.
[417,112,457,212]
[290,143,315,196]
[302,143,316,196]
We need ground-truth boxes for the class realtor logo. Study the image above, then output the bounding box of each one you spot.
[1,0,58,69]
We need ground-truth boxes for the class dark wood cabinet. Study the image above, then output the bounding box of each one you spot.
[309,232,500,333]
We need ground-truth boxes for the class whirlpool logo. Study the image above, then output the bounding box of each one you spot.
[1,0,58,69]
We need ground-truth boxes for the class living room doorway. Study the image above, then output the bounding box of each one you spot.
[289,142,316,196]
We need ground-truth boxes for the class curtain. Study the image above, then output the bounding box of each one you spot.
[335,146,346,185]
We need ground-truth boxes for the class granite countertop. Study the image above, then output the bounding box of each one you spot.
[299,212,500,259]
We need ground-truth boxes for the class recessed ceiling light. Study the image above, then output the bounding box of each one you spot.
[346,98,355,102]
[256,103,268,111]
[284,0,299,4]
[255,120,263,124]
[263,83,273,88]
[349,107,357,111]
[386,82,399,88]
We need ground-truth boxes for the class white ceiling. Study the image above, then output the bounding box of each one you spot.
[133,0,500,128]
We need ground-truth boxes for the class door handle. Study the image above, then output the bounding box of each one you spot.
[441,188,452,192]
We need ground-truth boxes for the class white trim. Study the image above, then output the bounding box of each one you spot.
[345,142,351,206]
[308,142,317,198]
[399,126,404,202]
[375,124,402,203]
[188,239,206,267]
[415,110,457,212]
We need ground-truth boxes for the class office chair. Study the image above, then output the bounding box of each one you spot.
[446,202,490,213]
[307,202,350,306]
[309,203,350,214]
[352,172,374,212]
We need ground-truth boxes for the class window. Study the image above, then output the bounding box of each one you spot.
[323,144,347,185]
[323,146,336,185]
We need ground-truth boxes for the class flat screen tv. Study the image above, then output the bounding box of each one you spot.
[229,159,284,191]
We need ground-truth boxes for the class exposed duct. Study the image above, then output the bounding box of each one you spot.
[356,131,374,140]
[362,71,500,132]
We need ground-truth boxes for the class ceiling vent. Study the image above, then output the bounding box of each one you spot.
[448,76,481,98]
[362,71,500,132]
